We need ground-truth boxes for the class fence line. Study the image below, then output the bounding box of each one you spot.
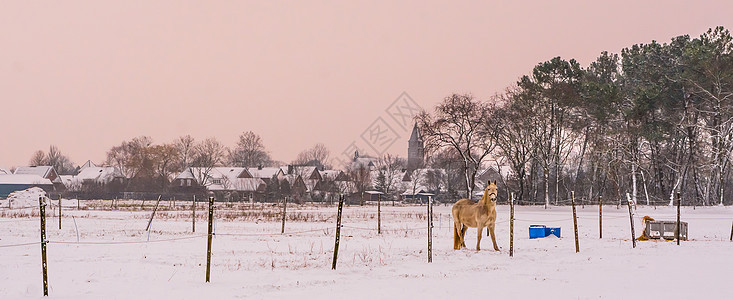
[0,218,39,223]
[0,206,40,210]
[341,225,427,232]
[47,235,207,246]
[579,215,627,220]
[0,241,40,248]
[514,217,574,223]
[217,227,331,237]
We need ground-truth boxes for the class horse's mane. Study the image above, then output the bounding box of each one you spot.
[478,189,490,205]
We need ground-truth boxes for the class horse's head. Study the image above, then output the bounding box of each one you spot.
[485,180,498,202]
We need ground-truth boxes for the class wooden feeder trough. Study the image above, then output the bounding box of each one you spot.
[645,221,688,241]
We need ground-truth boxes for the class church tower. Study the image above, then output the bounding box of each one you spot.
[407,123,425,170]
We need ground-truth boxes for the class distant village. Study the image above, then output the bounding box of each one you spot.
[0,124,506,204]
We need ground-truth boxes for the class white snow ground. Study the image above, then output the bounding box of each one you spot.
[1,201,731,299]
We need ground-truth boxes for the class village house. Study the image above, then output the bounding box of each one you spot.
[247,166,285,184]
[14,166,64,192]
[0,174,54,198]
[171,167,266,201]
[68,166,126,193]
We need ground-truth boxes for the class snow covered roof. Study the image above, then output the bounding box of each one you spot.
[247,167,283,179]
[281,174,300,184]
[319,170,344,181]
[478,165,513,180]
[0,168,9,175]
[59,175,74,187]
[79,160,98,171]
[0,174,53,185]
[291,166,317,176]
[182,167,251,180]
[74,167,124,183]
[304,179,318,192]
[207,178,265,192]
[401,189,432,196]
[14,166,54,178]
[174,168,196,180]
[213,167,252,179]
[280,165,319,179]
[181,167,263,192]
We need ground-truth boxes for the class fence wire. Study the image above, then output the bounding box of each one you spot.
[0,241,40,248]
[47,235,207,246]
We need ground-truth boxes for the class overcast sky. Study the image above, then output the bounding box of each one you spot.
[1,1,732,168]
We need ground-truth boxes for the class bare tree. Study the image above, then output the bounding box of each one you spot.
[417,93,500,198]
[406,168,426,203]
[423,169,443,194]
[495,88,536,202]
[150,143,180,190]
[346,162,372,205]
[29,150,46,166]
[191,137,227,187]
[27,145,75,174]
[229,131,272,167]
[293,143,330,167]
[518,57,583,207]
[428,148,463,200]
[106,136,154,180]
[173,135,196,172]
[47,145,75,174]
[374,154,405,198]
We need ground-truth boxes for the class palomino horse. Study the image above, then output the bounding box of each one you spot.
[452,181,499,251]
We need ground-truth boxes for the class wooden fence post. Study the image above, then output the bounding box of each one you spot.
[332,194,344,270]
[509,192,514,257]
[571,191,579,253]
[377,193,381,235]
[676,192,681,245]
[729,220,733,241]
[192,195,196,233]
[39,196,49,296]
[145,195,162,231]
[58,194,62,230]
[427,196,433,263]
[626,193,637,248]
[206,196,214,282]
[281,197,288,234]
[599,195,603,239]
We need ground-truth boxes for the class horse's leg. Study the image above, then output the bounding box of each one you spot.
[489,223,499,251]
[460,225,467,248]
[476,226,483,251]
[453,221,462,250]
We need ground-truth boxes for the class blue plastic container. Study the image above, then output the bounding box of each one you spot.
[545,227,561,238]
[529,225,546,239]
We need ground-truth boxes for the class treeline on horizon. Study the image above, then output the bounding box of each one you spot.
[14,27,733,206]
[418,26,733,206]
[20,133,330,193]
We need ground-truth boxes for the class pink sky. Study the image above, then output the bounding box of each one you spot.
[1,1,732,168]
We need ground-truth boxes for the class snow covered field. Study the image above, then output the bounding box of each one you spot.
[1,199,732,299]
